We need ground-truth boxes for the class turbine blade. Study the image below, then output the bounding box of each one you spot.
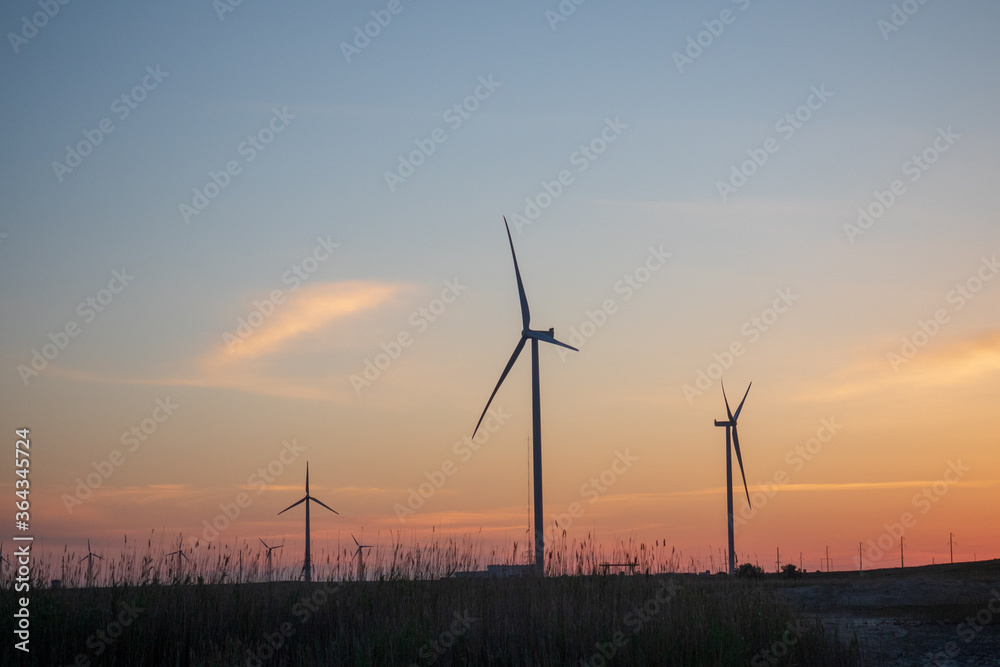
[277,496,307,515]
[94,554,103,560]
[733,382,752,420]
[732,426,751,508]
[305,462,310,496]
[722,381,734,422]
[530,329,579,352]
[472,336,527,437]
[181,552,191,562]
[79,555,88,564]
[504,217,531,330]
[259,538,270,549]
[310,496,339,515]
[352,534,360,547]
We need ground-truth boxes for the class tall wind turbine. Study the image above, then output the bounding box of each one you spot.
[714,382,752,575]
[259,538,283,582]
[166,535,191,579]
[80,539,103,587]
[277,462,338,583]
[472,217,578,576]
[351,534,372,581]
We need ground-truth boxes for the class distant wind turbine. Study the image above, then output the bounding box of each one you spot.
[472,217,578,576]
[259,538,284,581]
[352,534,372,581]
[80,539,103,587]
[166,535,191,579]
[277,462,338,583]
[714,382,752,575]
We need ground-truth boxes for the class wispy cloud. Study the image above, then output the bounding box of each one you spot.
[45,280,410,401]
[794,329,1000,403]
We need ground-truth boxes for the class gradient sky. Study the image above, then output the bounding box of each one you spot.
[2,1,999,574]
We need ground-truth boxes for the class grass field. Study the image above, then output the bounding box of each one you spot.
[6,534,998,665]
[2,574,863,666]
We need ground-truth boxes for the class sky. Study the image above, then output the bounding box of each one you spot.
[1,0,999,575]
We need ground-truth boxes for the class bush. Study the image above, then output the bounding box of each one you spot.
[737,562,765,578]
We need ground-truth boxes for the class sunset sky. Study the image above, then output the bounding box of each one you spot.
[2,1,999,575]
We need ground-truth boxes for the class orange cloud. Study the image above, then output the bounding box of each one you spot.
[219,281,405,361]
[795,329,1000,403]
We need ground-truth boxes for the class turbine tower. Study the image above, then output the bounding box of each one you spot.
[351,534,372,581]
[473,217,578,576]
[80,539,103,587]
[714,382,752,575]
[278,462,338,583]
[259,538,283,582]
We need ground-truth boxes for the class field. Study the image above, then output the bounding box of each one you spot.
[2,535,997,665]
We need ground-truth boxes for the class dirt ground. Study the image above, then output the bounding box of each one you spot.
[775,560,1000,666]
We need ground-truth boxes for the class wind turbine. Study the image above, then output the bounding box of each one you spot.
[166,535,191,579]
[259,538,284,581]
[472,217,578,576]
[714,382,752,575]
[80,539,103,587]
[351,534,372,581]
[277,462,338,583]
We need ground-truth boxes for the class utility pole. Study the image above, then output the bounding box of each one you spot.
[821,546,832,572]
[900,537,904,569]
[948,532,956,564]
[859,542,863,574]
[776,547,781,573]
[799,552,803,571]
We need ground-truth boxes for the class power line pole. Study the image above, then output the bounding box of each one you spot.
[900,537,904,569]
[948,532,956,564]
[776,547,781,573]
[799,552,803,571]
[859,542,863,574]
[821,545,832,572]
